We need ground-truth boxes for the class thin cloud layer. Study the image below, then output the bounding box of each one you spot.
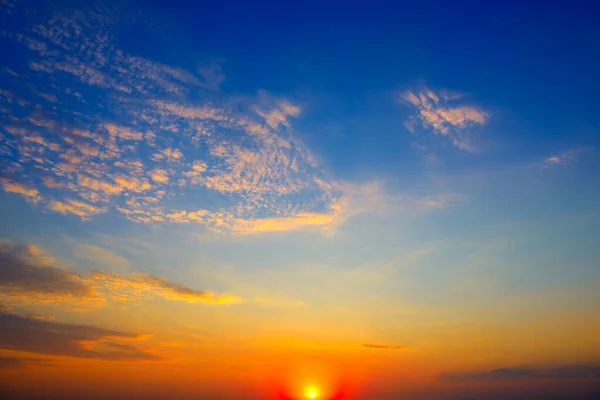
[400,87,488,151]
[0,311,159,361]
[0,240,237,306]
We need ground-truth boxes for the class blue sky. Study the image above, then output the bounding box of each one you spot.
[0,1,599,399]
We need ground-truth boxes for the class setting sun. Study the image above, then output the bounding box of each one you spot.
[306,388,319,399]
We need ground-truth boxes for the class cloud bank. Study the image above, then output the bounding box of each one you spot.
[0,311,159,361]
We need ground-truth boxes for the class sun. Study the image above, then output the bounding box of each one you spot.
[305,387,319,399]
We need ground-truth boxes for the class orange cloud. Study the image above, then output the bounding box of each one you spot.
[85,271,240,304]
[49,199,104,218]
[150,169,169,183]
[227,208,341,235]
[1,179,39,202]
[104,123,143,141]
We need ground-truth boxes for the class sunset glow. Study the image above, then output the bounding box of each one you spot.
[1,1,600,400]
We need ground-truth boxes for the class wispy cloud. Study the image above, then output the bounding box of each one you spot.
[542,149,582,168]
[198,60,226,91]
[85,271,240,304]
[0,240,237,307]
[399,87,488,151]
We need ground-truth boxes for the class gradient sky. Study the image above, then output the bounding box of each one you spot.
[1,1,600,399]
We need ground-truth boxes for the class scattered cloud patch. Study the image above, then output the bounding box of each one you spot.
[0,178,39,202]
[399,87,488,151]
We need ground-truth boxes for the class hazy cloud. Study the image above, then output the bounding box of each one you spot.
[198,60,226,91]
[0,356,21,368]
[0,355,55,368]
[72,242,131,272]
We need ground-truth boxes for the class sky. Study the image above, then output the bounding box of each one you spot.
[0,0,599,399]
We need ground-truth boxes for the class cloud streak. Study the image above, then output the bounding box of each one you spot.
[362,344,403,350]
[85,271,240,304]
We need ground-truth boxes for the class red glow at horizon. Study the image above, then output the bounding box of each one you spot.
[267,356,359,400]
[276,389,346,400]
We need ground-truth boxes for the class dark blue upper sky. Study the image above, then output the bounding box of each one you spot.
[116,0,600,177]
